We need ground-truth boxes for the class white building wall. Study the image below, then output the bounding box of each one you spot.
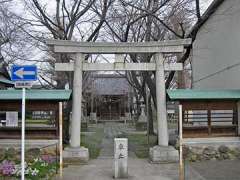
[192,0,240,89]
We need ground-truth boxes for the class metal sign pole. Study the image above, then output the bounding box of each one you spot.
[179,104,184,180]
[21,88,26,180]
[59,102,63,178]
[11,65,37,180]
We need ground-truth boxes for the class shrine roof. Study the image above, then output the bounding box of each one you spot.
[167,89,240,100]
[0,89,71,101]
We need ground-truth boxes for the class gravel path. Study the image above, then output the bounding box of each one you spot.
[98,122,136,158]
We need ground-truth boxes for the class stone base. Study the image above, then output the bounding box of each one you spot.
[182,138,240,162]
[149,145,179,163]
[136,122,147,131]
[63,147,89,164]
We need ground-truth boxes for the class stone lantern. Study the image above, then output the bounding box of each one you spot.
[136,97,147,131]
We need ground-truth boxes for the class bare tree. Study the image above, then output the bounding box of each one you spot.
[166,0,225,88]
[8,0,215,131]
[21,0,114,88]
[16,0,115,142]
[0,0,34,77]
[103,0,198,134]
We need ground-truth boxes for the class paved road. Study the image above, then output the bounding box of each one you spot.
[57,158,208,180]
[56,123,240,180]
[187,160,240,180]
[99,123,136,158]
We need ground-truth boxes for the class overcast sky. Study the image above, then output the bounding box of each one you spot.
[10,0,215,64]
[14,0,214,17]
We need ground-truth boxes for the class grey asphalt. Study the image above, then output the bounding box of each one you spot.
[186,160,240,180]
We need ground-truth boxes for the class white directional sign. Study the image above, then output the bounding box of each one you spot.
[11,65,37,81]
[11,65,38,180]
[14,68,35,78]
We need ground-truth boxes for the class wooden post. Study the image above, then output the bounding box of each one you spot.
[179,105,184,180]
[208,110,211,135]
[110,98,112,121]
[59,102,63,178]
[91,92,94,114]
[95,98,98,124]
[234,104,238,136]
[123,95,126,117]
[124,95,127,124]
[146,84,150,147]
[118,99,121,120]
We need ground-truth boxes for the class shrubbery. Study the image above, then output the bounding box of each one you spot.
[0,154,58,179]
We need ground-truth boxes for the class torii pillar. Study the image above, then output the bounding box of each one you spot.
[156,53,168,146]
[148,53,179,163]
[63,53,89,163]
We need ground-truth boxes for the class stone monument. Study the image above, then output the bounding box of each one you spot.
[125,112,131,124]
[81,115,88,131]
[114,138,128,178]
[136,103,147,131]
[90,112,97,124]
[149,145,179,163]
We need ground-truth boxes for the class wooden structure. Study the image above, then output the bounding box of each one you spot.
[86,74,132,121]
[167,89,240,138]
[0,89,71,139]
[96,95,128,121]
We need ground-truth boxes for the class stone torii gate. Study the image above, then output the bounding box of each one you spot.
[46,39,192,163]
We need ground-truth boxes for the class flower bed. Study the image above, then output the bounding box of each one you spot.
[0,153,58,179]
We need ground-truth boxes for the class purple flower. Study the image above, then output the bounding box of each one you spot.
[0,160,15,176]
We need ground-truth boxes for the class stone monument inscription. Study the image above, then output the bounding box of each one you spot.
[114,138,128,178]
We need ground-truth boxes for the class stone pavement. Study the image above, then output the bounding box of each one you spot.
[56,158,240,180]
[187,160,240,180]
[99,123,136,158]
[56,158,205,180]
[55,123,240,180]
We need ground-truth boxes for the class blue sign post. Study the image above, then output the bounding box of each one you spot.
[11,65,37,81]
[11,65,37,180]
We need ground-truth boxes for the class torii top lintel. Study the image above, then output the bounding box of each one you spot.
[46,39,192,54]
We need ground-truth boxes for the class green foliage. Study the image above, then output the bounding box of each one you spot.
[81,127,104,159]
[24,159,57,179]
[127,134,157,158]
[0,156,58,179]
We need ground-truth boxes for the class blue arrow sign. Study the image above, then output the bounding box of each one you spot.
[11,65,37,81]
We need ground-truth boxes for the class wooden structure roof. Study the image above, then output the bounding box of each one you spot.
[0,89,71,139]
[0,78,14,85]
[167,89,240,100]
[94,76,131,95]
[0,89,71,101]
[167,89,239,138]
